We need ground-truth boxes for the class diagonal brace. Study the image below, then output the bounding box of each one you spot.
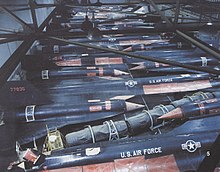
[48,36,220,75]
[0,6,34,32]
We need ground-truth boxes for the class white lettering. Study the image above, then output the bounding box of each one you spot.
[149,78,173,84]
[133,150,137,156]
[155,147,162,153]
[120,147,162,158]
[127,151,132,158]
[143,149,147,155]
[136,150,142,156]
[120,152,126,158]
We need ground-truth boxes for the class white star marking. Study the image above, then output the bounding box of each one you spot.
[181,140,201,153]
[188,141,195,150]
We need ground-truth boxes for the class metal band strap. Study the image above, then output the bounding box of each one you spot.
[53,45,59,54]
[200,57,208,66]
[184,95,195,102]
[81,54,89,57]
[151,120,166,130]
[87,125,96,143]
[153,104,169,114]
[177,42,182,48]
[123,114,128,121]
[42,70,49,80]
[183,92,209,104]
[192,91,209,99]
[25,105,36,122]
[148,110,167,130]
[197,91,209,99]
[104,120,119,141]
[142,110,154,130]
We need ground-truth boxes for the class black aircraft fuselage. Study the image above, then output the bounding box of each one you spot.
[26,115,220,172]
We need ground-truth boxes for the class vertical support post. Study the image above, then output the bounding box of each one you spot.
[29,0,38,31]
[174,0,180,25]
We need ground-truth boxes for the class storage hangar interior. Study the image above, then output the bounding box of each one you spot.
[0,0,219,172]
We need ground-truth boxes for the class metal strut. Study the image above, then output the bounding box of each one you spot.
[104,120,120,141]
[48,36,220,75]
[147,0,220,60]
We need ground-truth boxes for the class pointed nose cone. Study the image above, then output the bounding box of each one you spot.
[158,107,183,119]
[111,95,134,100]
[130,64,146,71]
[123,46,132,52]
[114,69,129,76]
[132,62,145,65]
[125,102,144,111]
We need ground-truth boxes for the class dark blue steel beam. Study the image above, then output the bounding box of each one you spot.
[0,7,57,88]
[146,0,220,60]
[48,36,220,75]
[0,6,34,32]
[29,0,38,31]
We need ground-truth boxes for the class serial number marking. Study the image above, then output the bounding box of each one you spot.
[120,147,162,158]
[10,87,26,92]
[149,78,173,84]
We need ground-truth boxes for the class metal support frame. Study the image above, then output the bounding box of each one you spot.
[38,8,56,32]
[176,30,220,60]
[0,28,17,33]
[174,0,180,25]
[0,35,35,88]
[0,37,23,45]
[1,4,56,12]
[0,0,219,87]
[29,0,38,31]
[0,7,34,32]
[10,5,56,12]
[67,0,191,7]
[0,4,29,7]
[145,5,177,15]
[67,1,139,7]
[182,7,219,22]
[0,3,56,7]
[0,7,57,88]
[0,33,26,38]
[146,0,172,26]
[146,0,220,60]
[0,1,56,39]
[48,36,220,75]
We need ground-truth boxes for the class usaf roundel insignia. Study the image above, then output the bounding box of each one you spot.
[181,140,201,153]
[125,80,137,88]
